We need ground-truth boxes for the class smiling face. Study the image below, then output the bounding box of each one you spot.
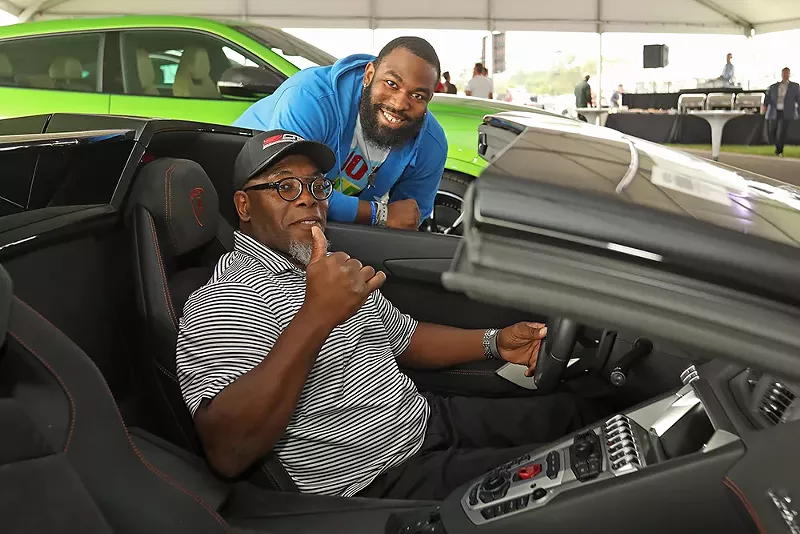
[359,47,438,149]
[233,153,329,266]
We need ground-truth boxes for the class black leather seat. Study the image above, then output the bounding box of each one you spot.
[125,157,227,453]
[125,157,295,491]
[0,265,437,533]
[0,264,235,533]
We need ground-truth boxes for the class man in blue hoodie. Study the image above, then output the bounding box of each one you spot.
[233,36,447,230]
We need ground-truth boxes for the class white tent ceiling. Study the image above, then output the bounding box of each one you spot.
[1,0,799,35]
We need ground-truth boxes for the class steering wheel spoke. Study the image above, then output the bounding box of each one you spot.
[532,317,582,394]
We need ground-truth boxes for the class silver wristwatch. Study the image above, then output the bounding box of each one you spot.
[482,328,502,360]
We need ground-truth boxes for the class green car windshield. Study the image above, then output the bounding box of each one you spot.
[234,25,337,70]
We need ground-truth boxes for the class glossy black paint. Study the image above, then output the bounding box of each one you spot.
[479,112,800,306]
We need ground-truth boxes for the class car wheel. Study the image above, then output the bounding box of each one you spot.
[423,170,471,235]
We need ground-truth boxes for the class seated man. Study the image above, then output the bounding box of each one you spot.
[176,129,601,501]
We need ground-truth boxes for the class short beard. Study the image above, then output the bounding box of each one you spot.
[359,81,425,150]
[288,238,329,267]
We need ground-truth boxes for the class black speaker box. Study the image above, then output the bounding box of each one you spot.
[643,44,669,68]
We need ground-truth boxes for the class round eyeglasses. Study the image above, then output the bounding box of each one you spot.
[242,176,333,202]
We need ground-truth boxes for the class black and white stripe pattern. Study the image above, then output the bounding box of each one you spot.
[176,231,429,496]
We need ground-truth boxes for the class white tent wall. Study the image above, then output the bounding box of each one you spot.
[1,0,799,35]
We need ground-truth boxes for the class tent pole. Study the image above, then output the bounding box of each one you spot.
[596,0,603,108]
[598,32,603,107]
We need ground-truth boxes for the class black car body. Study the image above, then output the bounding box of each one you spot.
[0,112,798,534]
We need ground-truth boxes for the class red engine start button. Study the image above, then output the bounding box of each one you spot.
[517,464,542,480]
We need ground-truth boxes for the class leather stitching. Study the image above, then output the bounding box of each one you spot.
[154,360,179,383]
[259,463,280,490]
[8,331,76,453]
[723,476,766,534]
[267,462,287,491]
[165,161,179,250]
[13,299,231,533]
[147,213,178,328]
[164,161,179,251]
[436,369,496,376]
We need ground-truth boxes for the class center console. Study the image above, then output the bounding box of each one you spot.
[390,377,752,534]
[460,382,723,525]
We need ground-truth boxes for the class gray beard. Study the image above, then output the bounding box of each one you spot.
[288,238,329,266]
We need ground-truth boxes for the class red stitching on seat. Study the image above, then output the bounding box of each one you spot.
[8,331,76,453]
[148,213,178,327]
[724,476,766,534]
[164,161,179,250]
[12,299,231,533]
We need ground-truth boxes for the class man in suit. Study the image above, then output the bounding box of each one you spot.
[763,67,800,156]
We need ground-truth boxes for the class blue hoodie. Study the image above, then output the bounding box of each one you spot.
[233,54,448,224]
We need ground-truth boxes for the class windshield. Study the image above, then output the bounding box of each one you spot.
[234,25,337,70]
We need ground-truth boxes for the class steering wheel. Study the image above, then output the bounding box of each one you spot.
[532,317,582,394]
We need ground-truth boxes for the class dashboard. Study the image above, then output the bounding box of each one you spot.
[388,360,799,534]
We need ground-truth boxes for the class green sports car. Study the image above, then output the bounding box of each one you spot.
[0,15,570,233]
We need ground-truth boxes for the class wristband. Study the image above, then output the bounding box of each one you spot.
[370,201,377,226]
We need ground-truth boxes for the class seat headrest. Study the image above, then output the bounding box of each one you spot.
[0,264,12,347]
[136,48,156,86]
[182,47,211,79]
[48,57,83,81]
[127,158,219,257]
[0,53,12,78]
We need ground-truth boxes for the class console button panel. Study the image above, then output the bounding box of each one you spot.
[569,431,603,482]
[461,415,653,525]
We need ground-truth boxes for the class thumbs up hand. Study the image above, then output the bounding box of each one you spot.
[303,225,387,329]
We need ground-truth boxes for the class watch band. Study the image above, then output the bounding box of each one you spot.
[375,199,388,228]
[482,328,502,360]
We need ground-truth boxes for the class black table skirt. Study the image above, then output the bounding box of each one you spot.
[604,113,800,146]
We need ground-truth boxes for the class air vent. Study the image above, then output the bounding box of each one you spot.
[758,381,797,425]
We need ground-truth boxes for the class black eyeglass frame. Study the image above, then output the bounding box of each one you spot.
[241,176,334,201]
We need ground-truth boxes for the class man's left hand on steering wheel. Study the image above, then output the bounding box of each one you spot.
[497,322,548,377]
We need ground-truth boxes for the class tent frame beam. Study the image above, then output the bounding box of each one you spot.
[18,0,69,21]
[692,0,754,34]
[0,0,22,16]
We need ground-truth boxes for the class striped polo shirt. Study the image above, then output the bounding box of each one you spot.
[175,231,430,496]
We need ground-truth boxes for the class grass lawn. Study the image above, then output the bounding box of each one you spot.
[664,144,800,158]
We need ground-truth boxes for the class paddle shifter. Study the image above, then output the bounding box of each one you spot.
[533,317,580,393]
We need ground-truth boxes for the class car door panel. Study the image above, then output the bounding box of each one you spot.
[382,258,454,285]
[108,94,250,125]
[0,87,110,119]
[325,222,550,397]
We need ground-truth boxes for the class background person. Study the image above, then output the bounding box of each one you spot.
[233,37,447,231]
[763,67,800,156]
[465,62,493,99]
[442,71,457,94]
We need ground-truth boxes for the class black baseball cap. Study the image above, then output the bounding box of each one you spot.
[233,129,336,191]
